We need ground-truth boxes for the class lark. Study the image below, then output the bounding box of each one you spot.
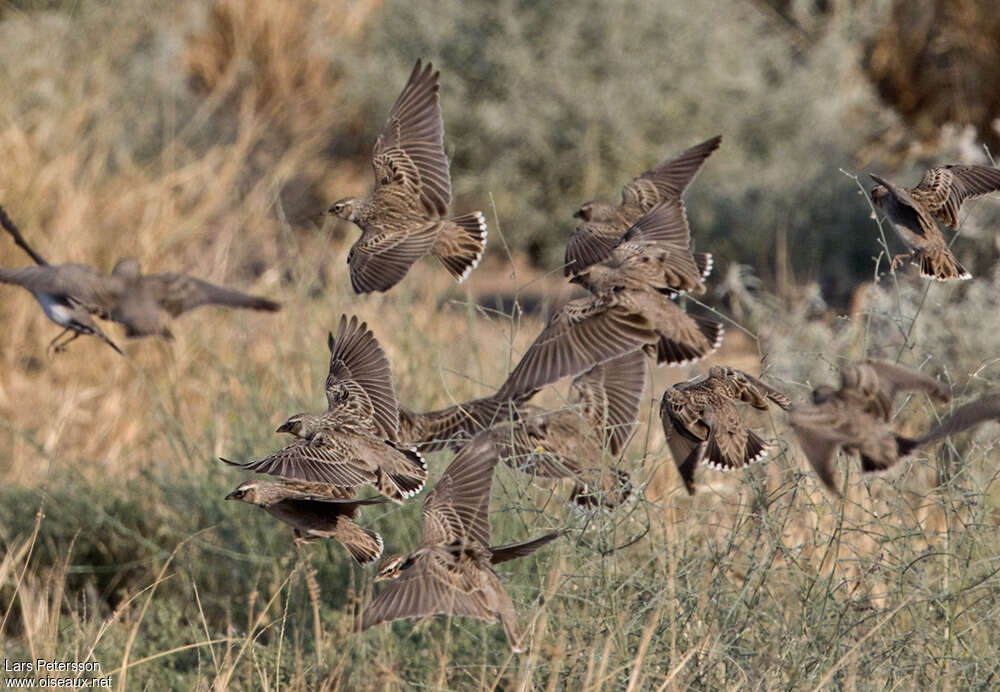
[565,135,720,275]
[789,359,951,495]
[491,350,646,508]
[870,165,1000,281]
[359,434,564,652]
[222,315,428,503]
[495,271,723,403]
[327,59,487,293]
[569,200,714,297]
[0,205,280,349]
[226,480,388,565]
[661,366,791,495]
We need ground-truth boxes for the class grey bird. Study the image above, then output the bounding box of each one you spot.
[869,165,1000,281]
[226,479,388,565]
[491,350,646,508]
[0,205,122,355]
[222,315,428,503]
[359,434,565,652]
[789,359,951,495]
[660,366,791,495]
[565,135,721,275]
[327,59,487,293]
[0,205,280,350]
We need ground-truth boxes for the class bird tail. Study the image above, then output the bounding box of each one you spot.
[377,443,428,503]
[334,521,385,567]
[490,530,567,565]
[433,211,488,282]
[654,317,724,366]
[694,252,714,280]
[704,429,770,471]
[916,248,971,281]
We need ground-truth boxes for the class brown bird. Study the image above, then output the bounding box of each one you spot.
[789,359,951,495]
[569,200,713,297]
[491,350,646,508]
[870,165,1000,281]
[226,479,388,565]
[327,59,487,293]
[222,315,428,503]
[660,366,791,495]
[359,434,564,652]
[565,135,721,275]
[495,274,723,403]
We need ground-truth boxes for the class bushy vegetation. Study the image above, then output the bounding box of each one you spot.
[2,0,1000,689]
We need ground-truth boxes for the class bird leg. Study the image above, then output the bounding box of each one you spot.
[46,328,73,356]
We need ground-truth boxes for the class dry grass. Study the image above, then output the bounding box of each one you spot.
[2,0,1000,689]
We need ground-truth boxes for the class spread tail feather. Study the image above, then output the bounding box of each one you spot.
[435,211,488,282]
[916,248,971,281]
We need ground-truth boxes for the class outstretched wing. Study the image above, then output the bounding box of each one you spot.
[140,273,280,316]
[360,551,493,631]
[0,264,117,316]
[495,293,656,402]
[220,440,374,488]
[326,314,400,441]
[564,219,623,276]
[910,165,1000,228]
[568,349,646,455]
[421,434,500,547]
[620,135,721,211]
[371,59,452,217]
[347,222,439,294]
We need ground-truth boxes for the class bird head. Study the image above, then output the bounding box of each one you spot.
[573,201,618,223]
[276,414,316,437]
[327,198,358,222]
[374,554,410,582]
[225,481,260,503]
[868,175,891,217]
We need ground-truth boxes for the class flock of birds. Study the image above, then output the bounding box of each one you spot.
[4,59,1000,652]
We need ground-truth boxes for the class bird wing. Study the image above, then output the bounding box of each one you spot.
[789,403,857,494]
[371,59,451,218]
[220,439,374,488]
[495,293,657,401]
[910,165,1000,229]
[137,273,279,316]
[564,220,624,276]
[399,394,526,452]
[326,314,400,441]
[490,530,566,565]
[858,359,951,411]
[620,135,721,211]
[421,434,500,547]
[0,264,117,316]
[568,349,646,455]
[620,199,692,249]
[347,222,439,294]
[360,551,494,631]
[721,367,792,410]
[917,393,1000,446]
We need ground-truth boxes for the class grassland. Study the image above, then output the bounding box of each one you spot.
[2,0,1000,689]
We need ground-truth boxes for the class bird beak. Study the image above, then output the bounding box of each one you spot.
[373,572,387,583]
[568,274,583,285]
[572,210,582,219]
[276,422,293,434]
[225,490,239,501]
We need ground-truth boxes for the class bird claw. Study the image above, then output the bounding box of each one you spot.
[889,254,909,272]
